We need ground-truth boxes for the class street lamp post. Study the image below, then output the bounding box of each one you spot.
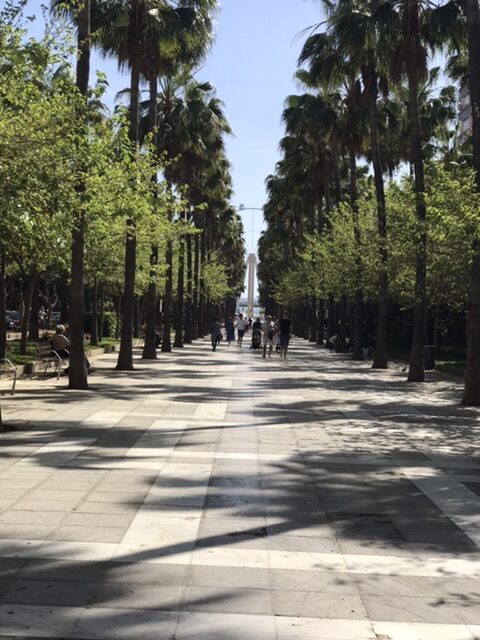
[238,204,263,316]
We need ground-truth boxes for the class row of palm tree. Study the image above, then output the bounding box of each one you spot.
[258,0,480,404]
[65,0,244,388]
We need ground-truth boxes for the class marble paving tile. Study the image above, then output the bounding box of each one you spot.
[176,611,276,640]
[275,616,375,639]
[70,606,179,639]
[0,603,81,637]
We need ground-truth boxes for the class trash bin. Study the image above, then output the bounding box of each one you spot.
[424,345,436,370]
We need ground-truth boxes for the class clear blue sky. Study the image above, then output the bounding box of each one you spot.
[195,0,323,250]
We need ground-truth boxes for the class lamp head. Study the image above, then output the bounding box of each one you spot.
[238,204,246,211]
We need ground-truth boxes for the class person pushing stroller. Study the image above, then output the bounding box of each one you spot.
[250,317,262,350]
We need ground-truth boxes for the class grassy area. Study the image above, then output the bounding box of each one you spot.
[5,338,120,366]
[389,346,466,377]
[5,341,38,366]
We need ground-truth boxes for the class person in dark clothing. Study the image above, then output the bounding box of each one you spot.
[210,317,222,352]
[225,317,235,346]
[279,311,292,359]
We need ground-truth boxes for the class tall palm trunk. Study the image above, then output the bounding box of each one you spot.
[463,0,480,404]
[192,232,200,339]
[143,77,159,360]
[116,0,140,371]
[349,143,364,361]
[198,231,206,337]
[174,233,185,348]
[143,246,158,359]
[69,0,90,389]
[184,230,193,344]
[161,240,173,352]
[364,60,388,368]
[407,58,427,382]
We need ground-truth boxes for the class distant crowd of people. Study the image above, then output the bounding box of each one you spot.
[209,312,292,359]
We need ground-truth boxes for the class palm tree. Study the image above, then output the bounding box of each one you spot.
[462,0,480,404]
[300,6,391,367]
[385,1,430,381]
[69,0,90,389]
[147,76,230,348]
[93,0,217,368]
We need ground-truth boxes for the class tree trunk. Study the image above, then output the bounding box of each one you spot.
[0,251,6,361]
[192,233,200,340]
[335,295,347,352]
[116,0,140,371]
[69,0,90,389]
[174,236,185,348]
[327,292,335,341]
[116,224,136,370]
[309,298,317,342]
[364,60,389,369]
[463,0,480,404]
[433,304,440,347]
[28,279,40,342]
[317,298,324,346]
[20,272,37,356]
[143,75,159,360]
[133,296,140,339]
[90,278,98,346]
[198,232,206,337]
[349,143,364,361]
[407,48,427,382]
[143,245,158,359]
[161,241,173,352]
[184,231,193,344]
[98,283,104,342]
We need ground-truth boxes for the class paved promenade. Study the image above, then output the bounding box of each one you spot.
[0,340,480,639]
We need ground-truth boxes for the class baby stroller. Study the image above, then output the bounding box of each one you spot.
[250,328,262,350]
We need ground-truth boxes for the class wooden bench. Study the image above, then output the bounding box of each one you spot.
[0,358,17,426]
[34,345,68,380]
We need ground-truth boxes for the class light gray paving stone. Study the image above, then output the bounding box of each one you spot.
[94,582,184,610]
[0,578,100,607]
[184,586,272,615]
[70,606,179,639]
[175,611,276,640]
[0,603,81,637]
[362,594,462,624]
[275,616,375,639]
[272,590,367,619]
[270,569,357,593]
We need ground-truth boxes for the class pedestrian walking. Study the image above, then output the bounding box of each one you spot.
[210,316,222,352]
[262,315,275,358]
[236,314,248,347]
[279,311,292,359]
[225,317,235,346]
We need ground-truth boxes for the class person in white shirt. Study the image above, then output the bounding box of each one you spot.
[236,314,248,347]
[261,315,275,358]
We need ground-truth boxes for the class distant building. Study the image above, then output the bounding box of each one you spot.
[459,83,472,142]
